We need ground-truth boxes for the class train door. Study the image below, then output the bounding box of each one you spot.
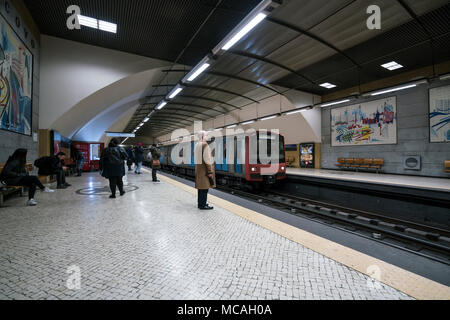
[221,139,228,172]
[234,137,242,174]
[189,142,195,167]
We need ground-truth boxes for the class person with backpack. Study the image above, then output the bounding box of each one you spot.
[126,146,134,172]
[1,149,54,206]
[100,138,128,199]
[34,152,71,189]
[149,144,161,183]
[134,143,144,175]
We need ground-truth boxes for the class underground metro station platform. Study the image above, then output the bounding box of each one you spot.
[0,0,449,308]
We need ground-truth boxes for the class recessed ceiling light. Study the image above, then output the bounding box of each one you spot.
[321,99,351,107]
[187,63,210,82]
[169,87,183,99]
[98,20,117,33]
[157,101,167,110]
[222,13,267,51]
[260,115,277,121]
[381,61,403,71]
[320,83,337,89]
[78,15,98,29]
[77,15,117,33]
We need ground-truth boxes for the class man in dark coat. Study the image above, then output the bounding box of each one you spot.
[149,144,161,182]
[34,152,71,189]
[72,147,85,177]
[100,138,128,199]
[134,143,144,175]
[126,146,134,172]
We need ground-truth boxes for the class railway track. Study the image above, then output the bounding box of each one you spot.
[157,167,450,266]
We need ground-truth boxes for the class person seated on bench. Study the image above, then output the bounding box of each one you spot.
[0,149,54,206]
[35,152,71,189]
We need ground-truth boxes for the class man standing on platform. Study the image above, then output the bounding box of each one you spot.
[195,131,216,210]
[149,144,161,183]
[134,143,144,175]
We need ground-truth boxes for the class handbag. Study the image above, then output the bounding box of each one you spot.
[152,160,161,167]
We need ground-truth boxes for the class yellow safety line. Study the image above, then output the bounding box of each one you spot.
[144,169,450,300]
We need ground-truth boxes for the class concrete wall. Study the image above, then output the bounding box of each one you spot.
[0,0,40,163]
[39,35,170,132]
[321,79,450,177]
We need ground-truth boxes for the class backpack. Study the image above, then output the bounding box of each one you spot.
[106,147,126,165]
[34,157,48,168]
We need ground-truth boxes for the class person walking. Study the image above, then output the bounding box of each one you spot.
[0,149,54,206]
[134,143,144,175]
[72,147,85,177]
[126,146,134,172]
[35,152,71,189]
[100,138,128,199]
[149,144,161,182]
[195,131,216,210]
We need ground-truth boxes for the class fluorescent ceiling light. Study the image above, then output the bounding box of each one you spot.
[156,101,167,110]
[78,15,98,29]
[227,124,237,129]
[286,109,305,115]
[214,128,223,131]
[187,63,210,82]
[222,13,267,51]
[169,87,183,99]
[381,61,403,71]
[98,20,117,33]
[320,83,337,89]
[260,115,277,121]
[143,118,150,123]
[321,99,351,107]
[371,84,417,96]
[242,120,255,125]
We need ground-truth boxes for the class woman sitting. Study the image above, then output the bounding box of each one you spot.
[0,149,54,206]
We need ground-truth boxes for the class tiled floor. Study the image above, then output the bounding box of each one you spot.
[287,168,450,192]
[0,172,412,300]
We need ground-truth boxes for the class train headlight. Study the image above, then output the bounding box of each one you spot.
[251,167,257,172]
[281,166,286,171]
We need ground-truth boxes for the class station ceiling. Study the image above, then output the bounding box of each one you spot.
[24,0,450,137]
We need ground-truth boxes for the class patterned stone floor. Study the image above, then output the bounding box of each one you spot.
[0,172,413,300]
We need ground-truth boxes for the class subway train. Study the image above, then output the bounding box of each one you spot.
[155,130,287,189]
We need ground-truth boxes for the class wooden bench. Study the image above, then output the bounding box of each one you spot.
[335,158,385,173]
[445,160,450,173]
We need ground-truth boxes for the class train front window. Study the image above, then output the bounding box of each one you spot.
[250,133,285,164]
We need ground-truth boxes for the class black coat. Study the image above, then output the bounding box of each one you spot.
[36,156,61,175]
[100,146,127,178]
[0,159,28,186]
[134,147,144,163]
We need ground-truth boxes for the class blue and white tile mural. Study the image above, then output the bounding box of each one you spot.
[0,13,33,136]
[429,85,450,143]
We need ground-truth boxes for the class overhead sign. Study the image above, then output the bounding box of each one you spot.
[105,132,136,138]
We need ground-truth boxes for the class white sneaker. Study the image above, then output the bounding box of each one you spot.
[42,187,55,193]
[27,199,37,206]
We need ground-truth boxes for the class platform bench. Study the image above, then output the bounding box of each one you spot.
[335,158,384,173]
[0,163,27,206]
